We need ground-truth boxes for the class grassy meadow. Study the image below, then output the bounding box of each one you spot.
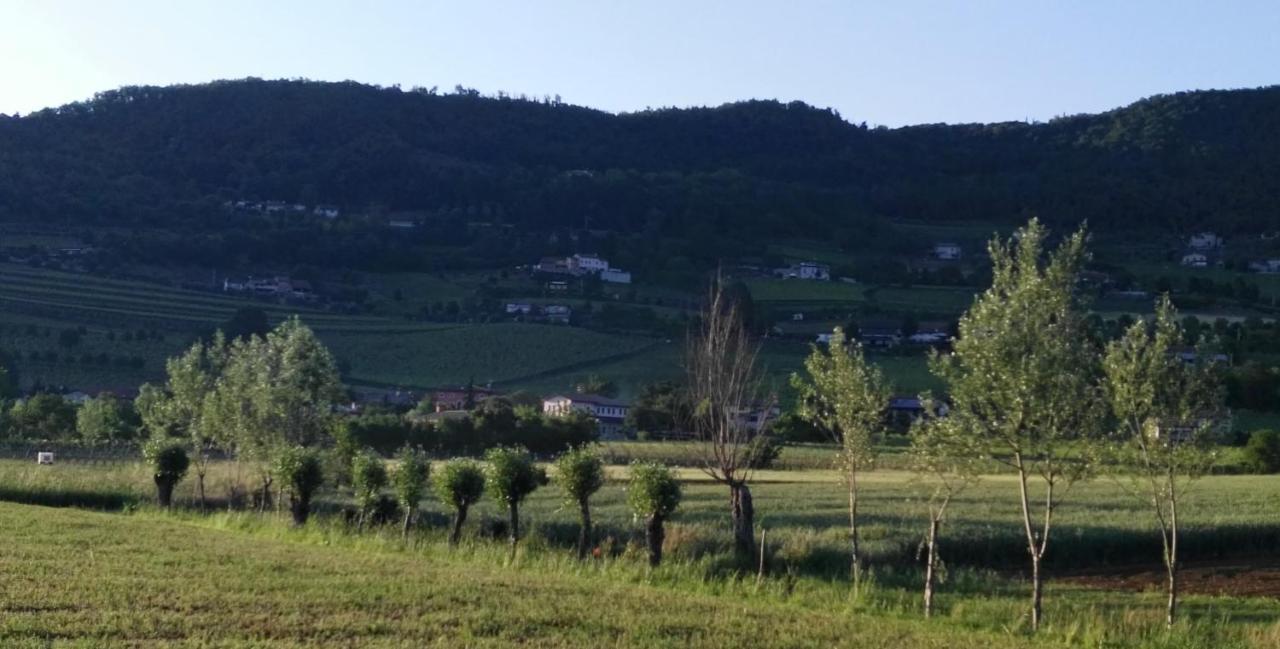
[2,454,1279,647]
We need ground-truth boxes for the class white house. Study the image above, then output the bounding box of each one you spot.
[1248,259,1280,274]
[505,303,533,315]
[543,394,630,438]
[542,304,572,324]
[600,268,632,284]
[1188,232,1223,250]
[571,254,610,273]
[1181,252,1209,268]
[775,261,831,281]
[313,205,340,219]
[933,243,962,260]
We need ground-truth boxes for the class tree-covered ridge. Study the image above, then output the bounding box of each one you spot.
[1,78,1279,234]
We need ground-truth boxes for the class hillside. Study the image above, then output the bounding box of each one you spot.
[2,79,1280,240]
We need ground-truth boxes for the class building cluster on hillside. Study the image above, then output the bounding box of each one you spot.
[533,253,632,284]
[932,242,962,260]
[225,200,341,219]
[813,321,950,348]
[504,302,572,324]
[773,261,830,281]
[1181,231,1223,268]
[223,276,316,300]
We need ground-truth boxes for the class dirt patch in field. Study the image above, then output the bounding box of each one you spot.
[1061,558,1280,598]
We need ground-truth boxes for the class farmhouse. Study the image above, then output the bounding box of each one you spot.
[571,253,610,273]
[600,268,632,284]
[1180,252,1209,268]
[933,242,962,260]
[543,304,572,324]
[433,386,498,412]
[859,325,902,348]
[543,394,630,438]
[1248,259,1280,274]
[505,303,534,315]
[313,205,340,218]
[1188,232,1223,250]
[775,261,830,281]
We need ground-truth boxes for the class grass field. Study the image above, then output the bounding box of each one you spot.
[1,456,1278,647]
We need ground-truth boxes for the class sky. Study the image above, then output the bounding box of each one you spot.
[1,0,1278,127]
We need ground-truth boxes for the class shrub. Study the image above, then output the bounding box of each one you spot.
[273,446,325,526]
[393,446,431,536]
[351,451,388,530]
[627,461,682,566]
[553,446,605,559]
[433,459,486,546]
[1243,429,1280,473]
[484,446,547,554]
[142,438,190,508]
[747,435,783,469]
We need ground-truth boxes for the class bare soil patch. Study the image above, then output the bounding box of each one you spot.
[1061,558,1280,598]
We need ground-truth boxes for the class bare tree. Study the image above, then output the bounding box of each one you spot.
[685,277,774,561]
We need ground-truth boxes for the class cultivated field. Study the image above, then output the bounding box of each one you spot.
[2,456,1278,647]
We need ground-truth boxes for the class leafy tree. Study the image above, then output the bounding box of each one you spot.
[392,445,431,536]
[1243,429,1280,473]
[143,437,190,508]
[163,334,227,509]
[931,219,1103,631]
[221,306,270,342]
[574,374,618,398]
[909,408,982,618]
[7,393,76,441]
[625,381,687,437]
[627,462,682,567]
[553,446,605,559]
[484,446,546,556]
[433,459,486,546]
[76,394,139,444]
[791,328,890,585]
[273,446,325,525]
[1103,296,1225,626]
[351,451,388,531]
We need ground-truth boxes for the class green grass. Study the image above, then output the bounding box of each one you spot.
[1,459,1278,647]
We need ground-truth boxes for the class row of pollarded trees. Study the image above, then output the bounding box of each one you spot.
[784,219,1225,630]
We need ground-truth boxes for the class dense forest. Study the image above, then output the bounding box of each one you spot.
[2,78,1279,244]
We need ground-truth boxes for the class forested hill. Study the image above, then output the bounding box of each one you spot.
[1,78,1279,236]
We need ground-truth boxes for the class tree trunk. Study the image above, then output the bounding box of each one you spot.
[258,476,274,512]
[848,471,862,586]
[924,515,939,618]
[730,482,756,561]
[577,498,592,560]
[1030,554,1043,631]
[196,469,207,512]
[1166,495,1180,627]
[290,491,311,526]
[645,514,665,567]
[155,477,175,508]
[449,505,469,547]
[402,507,414,538]
[508,501,520,557]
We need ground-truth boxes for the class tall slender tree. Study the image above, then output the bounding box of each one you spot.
[791,328,890,586]
[685,277,774,561]
[1102,296,1225,626]
[931,219,1103,631]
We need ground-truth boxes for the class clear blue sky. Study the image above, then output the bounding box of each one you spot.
[2,0,1277,126]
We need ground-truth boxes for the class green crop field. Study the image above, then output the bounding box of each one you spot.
[1,458,1278,647]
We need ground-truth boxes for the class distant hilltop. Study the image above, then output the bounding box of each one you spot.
[2,78,1279,234]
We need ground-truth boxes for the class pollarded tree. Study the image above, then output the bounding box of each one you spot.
[686,277,774,561]
[1103,296,1224,626]
[393,445,431,537]
[553,446,605,559]
[627,461,682,567]
[909,406,982,618]
[351,450,388,531]
[273,445,325,526]
[931,219,1103,631]
[143,437,190,508]
[791,327,890,586]
[433,459,486,546]
[484,446,547,557]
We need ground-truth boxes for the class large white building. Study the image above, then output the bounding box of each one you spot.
[571,254,610,273]
[543,394,630,438]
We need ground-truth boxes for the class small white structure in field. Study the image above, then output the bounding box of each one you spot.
[37,452,54,465]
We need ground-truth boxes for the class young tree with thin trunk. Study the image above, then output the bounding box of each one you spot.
[685,277,774,561]
[484,446,546,558]
[553,446,605,559]
[393,445,431,537]
[1102,296,1224,627]
[909,406,981,618]
[791,327,890,587]
[351,451,388,531]
[433,459,486,547]
[931,219,1103,631]
[627,461,682,567]
[273,445,325,526]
